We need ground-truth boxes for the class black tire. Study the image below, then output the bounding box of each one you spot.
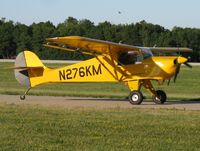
[129,91,143,105]
[20,95,25,100]
[153,90,167,104]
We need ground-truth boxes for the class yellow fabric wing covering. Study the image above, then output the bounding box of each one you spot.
[45,36,192,54]
[46,36,141,54]
[149,47,192,53]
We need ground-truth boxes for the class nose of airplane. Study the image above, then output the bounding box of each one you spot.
[174,56,188,64]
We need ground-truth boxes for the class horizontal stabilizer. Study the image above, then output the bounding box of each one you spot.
[8,66,44,70]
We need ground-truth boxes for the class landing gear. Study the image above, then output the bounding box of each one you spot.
[20,87,31,100]
[127,80,167,105]
[20,95,26,100]
[153,90,167,104]
[129,91,143,105]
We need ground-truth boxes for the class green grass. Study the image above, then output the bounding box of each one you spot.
[0,104,200,151]
[0,62,200,100]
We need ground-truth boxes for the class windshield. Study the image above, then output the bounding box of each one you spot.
[140,48,153,59]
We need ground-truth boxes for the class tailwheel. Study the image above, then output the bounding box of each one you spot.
[20,95,26,100]
[19,87,31,101]
[129,91,143,105]
[153,90,167,104]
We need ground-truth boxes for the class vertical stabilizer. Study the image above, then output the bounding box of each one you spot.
[14,51,45,88]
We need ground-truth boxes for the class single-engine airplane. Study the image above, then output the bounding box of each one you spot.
[14,36,192,105]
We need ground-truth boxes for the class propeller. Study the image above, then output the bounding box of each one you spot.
[173,63,181,82]
[167,78,171,85]
[173,56,192,83]
[184,62,192,68]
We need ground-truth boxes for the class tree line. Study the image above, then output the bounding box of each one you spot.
[0,17,200,61]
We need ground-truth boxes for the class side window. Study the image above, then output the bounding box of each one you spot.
[118,51,142,65]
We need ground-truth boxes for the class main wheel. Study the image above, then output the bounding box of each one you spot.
[153,90,167,104]
[129,91,143,105]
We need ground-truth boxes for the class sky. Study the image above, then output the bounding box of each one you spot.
[0,0,200,29]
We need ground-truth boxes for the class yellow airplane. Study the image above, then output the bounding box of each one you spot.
[14,36,192,105]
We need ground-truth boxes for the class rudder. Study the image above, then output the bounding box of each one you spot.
[14,50,45,88]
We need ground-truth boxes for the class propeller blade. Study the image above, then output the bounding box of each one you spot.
[173,64,181,83]
[184,62,192,68]
[167,78,171,85]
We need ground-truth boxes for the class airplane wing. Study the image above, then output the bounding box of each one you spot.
[148,47,192,53]
[45,36,192,55]
[45,36,141,55]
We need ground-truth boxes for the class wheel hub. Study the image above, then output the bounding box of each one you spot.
[155,96,161,101]
[132,94,139,102]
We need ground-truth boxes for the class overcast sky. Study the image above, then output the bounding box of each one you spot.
[0,0,200,29]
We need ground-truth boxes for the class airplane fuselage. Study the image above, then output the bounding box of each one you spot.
[27,55,182,87]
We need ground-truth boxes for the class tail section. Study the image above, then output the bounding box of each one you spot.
[14,50,45,88]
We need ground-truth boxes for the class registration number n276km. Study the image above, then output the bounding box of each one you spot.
[59,64,102,80]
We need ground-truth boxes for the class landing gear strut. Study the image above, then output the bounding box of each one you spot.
[20,87,31,100]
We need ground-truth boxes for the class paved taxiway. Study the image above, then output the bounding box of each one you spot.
[0,95,200,110]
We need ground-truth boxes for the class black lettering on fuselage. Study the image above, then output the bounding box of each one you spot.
[85,65,92,76]
[58,64,102,81]
[59,70,66,80]
[92,64,102,75]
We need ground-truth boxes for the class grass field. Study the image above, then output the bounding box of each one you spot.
[0,104,200,150]
[0,62,200,100]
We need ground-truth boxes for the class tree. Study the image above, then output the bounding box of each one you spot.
[57,17,81,36]
[13,23,32,54]
[0,19,15,58]
[78,19,95,37]
[30,21,57,58]
[0,17,199,61]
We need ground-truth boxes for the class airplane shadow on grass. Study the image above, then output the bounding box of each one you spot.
[65,97,127,102]
[65,97,200,105]
[178,98,200,104]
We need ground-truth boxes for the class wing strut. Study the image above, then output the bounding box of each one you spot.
[43,44,96,56]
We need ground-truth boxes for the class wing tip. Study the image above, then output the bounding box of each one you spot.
[46,36,83,41]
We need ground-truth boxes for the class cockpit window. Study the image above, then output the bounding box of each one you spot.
[118,49,153,66]
[140,48,153,59]
[118,51,142,65]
